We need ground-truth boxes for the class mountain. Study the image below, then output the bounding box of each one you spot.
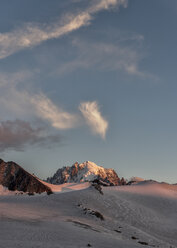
[0,159,51,194]
[47,161,126,186]
[127,176,145,185]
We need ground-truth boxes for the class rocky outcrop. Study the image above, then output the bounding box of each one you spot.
[47,161,126,186]
[0,159,52,194]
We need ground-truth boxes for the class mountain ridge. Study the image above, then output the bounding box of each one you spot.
[0,158,51,194]
[47,161,126,186]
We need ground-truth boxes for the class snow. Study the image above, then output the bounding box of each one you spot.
[130,176,145,182]
[0,185,23,195]
[40,180,90,193]
[49,161,117,184]
[75,161,108,182]
[0,181,177,248]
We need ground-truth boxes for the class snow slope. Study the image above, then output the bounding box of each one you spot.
[0,185,19,195]
[40,179,90,193]
[0,181,177,248]
[130,177,145,181]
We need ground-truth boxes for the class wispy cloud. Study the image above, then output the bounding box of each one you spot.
[0,72,79,129]
[0,120,62,152]
[0,72,109,140]
[57,37,146,77]
[31,94,79,129]
[0,0,127,59]
[0,71,32,88]
[0,71,36,120]
[79,101,108,139]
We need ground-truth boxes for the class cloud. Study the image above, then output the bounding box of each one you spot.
[31,94,79,129]
[0,0,127,59]
[56,38,146,77]
[0,71,32,88]
[0,72,109,139]
[0,72,79,129]
[0,71,38,120]
[0,120,62,152]
[79,101,108,139]
[88,0,127,13]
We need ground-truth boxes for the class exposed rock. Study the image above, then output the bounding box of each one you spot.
[138,241,149,245]
[89,210,104,220]
[92,183,103,195]
[0,159,52,194]
[47,161,125,186]
[78,203,104,221]
[92,178,110,187]
[131,236,138,240]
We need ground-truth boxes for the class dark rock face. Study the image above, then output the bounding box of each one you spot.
[0,159,51,194]
[101,169,126,186]
[92,182,103,194]
[47,161,126,186]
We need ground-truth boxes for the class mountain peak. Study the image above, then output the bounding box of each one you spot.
[0,159,51,194]
[47,161,126,186]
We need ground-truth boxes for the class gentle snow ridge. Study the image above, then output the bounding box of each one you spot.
[0,181,177,248]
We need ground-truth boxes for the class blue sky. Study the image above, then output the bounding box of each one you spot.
[0,0,177,183]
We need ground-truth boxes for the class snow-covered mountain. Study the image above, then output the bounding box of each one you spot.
[0,159,51,194]
[47,161,126,186]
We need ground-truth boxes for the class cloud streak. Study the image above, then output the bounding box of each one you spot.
[0,120,62,152]
[31,94,79,129]
[57,38,144,76]
[0,0,127,59]
[0,72,109,140]
[79,101,108,139]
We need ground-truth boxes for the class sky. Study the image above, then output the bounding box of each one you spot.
[0,0,177,183]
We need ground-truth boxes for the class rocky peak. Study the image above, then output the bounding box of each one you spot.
[47,161,126,186]
[0,159,51,194]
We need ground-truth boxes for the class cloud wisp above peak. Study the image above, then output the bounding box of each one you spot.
[0,70,109,141]
[31,95,109,139]
[0,0,127,59]
[31,94,79,130]
[79,101,108,139]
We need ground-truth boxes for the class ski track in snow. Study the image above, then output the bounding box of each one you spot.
[0,182,177,248]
